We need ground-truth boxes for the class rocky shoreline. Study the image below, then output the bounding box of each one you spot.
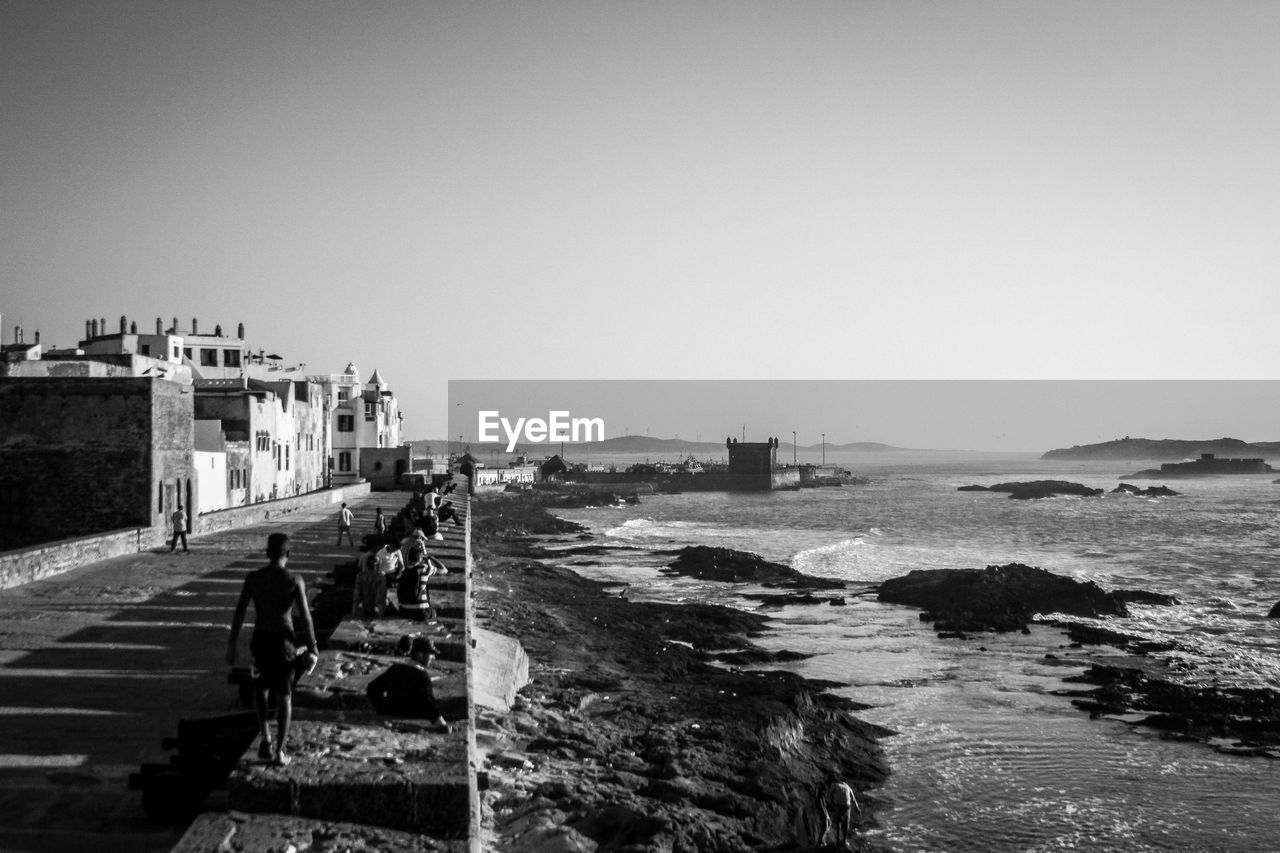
[877,563,1280,757]
[470,494,889,852]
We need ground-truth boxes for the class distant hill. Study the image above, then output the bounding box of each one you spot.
[407,435,914,456]
[1042,437,1280,461]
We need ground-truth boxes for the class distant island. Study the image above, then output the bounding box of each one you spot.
[1042,437,1280,461]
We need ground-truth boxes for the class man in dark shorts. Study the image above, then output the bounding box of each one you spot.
[227,532,318,766]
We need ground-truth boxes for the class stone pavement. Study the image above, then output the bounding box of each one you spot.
[0,491,477,853]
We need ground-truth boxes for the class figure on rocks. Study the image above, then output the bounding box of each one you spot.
[227,532,319,767]
[824,776,860,847]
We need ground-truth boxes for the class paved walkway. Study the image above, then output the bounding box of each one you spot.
[0,495,390,853]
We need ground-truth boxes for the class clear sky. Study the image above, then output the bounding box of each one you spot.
[5,2,1280,445]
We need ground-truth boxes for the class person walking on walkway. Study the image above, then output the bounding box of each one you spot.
[336,502,354,547]
[169,505,188,553]
[227,532,319,766]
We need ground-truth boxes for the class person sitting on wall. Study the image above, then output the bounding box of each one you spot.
[437,500,461,527]
[366,636,450,733]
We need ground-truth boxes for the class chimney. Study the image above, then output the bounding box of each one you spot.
[90,319,98,338]
[100,318,106,337]
[120,315,126,333]
[156,317,163,335]
[34,330,40,345]
[86,320,92,340]
[130,320,137,334]
[237,322,245,339]
[214,324,222,336]
[172,317,178,335]
[192,318,198,335]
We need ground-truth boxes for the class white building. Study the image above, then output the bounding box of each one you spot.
[310,363,405,485]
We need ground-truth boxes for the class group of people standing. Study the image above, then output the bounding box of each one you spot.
[346,482,460,622]
[226,484,462,765]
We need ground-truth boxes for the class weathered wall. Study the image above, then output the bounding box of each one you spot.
[359,446,411,490]
[193,481,370,536]
[0,377,190,550]
[0,527,168,589]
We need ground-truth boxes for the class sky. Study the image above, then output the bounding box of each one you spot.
[448,379,1280,453]
[4,2,1280,446]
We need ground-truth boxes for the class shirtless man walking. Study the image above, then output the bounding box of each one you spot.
[227,532,318,766]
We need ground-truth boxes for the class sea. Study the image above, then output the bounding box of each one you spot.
[548,452,1280,853]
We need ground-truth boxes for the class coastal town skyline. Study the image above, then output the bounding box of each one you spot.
[6,2,1280,443]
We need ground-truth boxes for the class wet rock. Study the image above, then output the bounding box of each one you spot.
[878,563,1137,632]
[664,545,842,589]
[987,481,1105,499]
[1113,483,1180,497]
[1269,601,1280,618]
[1112,589,1179,607]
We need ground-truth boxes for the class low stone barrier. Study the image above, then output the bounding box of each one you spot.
[0,526,163,590]
[0,482,371,591]
[195,482,371,536]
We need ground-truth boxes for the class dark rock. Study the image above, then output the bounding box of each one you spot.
[878,563,1129,632]
[1269,601,1280,618]
[664,546,841,589]
[1113,483,1180,497]
[714,648,809,665]
[1142,485,1180,497]
[957,484,990,492]
[986,480,1105,500]
[1113,589,1179,607]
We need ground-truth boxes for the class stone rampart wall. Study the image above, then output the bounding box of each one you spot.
[0,482,370,590]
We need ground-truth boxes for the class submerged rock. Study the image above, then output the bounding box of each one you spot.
[1112,483,1180,497]
[1268,601,1280,618]
[987,481,1105,499]
[877,562,1159,632]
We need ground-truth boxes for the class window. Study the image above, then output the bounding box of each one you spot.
[141,344,151,356]
[338,452,352,472]
[337,388,350,402]
[337,414,354,432]
[364,400,377,421]
[173,346,181,359]
[200,349,218,366]
[285,445,290,470]
[224,349,241,367]
[183,347,192,360]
